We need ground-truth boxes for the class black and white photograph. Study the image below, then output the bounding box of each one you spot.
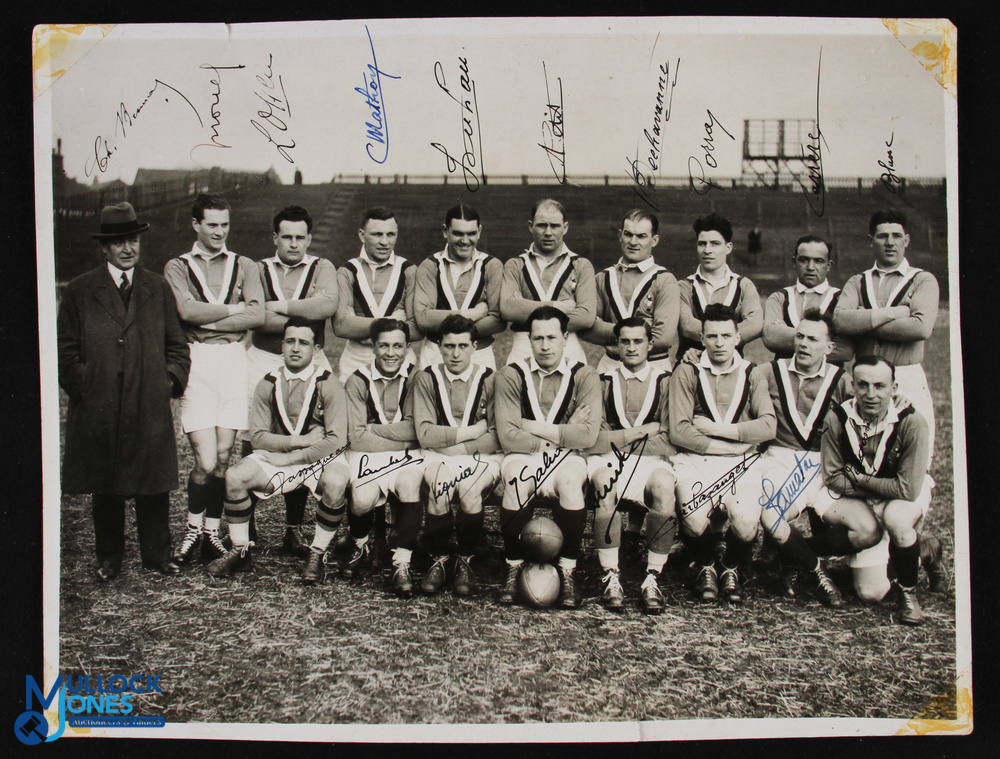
[28,16,968,743]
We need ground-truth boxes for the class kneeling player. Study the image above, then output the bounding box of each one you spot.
[413,314,502,595]
[669,304,776,603]
[588,317,677,613]
[813,355,933,624]
[495,306,602,608]
[211,319,349,577]
[342,318,425,597]
[757,309,852,606]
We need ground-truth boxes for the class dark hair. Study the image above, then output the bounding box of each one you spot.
[192,194,230,222]
[793,234,832,260]
[853,354,896,381]
[527,305,569,334]
[701,303,738,329]
[613,316,652,341]
[360,206,396,228]
[273,205,313,234]
[438,314,479,343]
[799,307,836,340]
[693,212,733,243]
[369,317,409,344]
[283,316,320,343]
[869,209,908,236]
[621,208,659,236]
[530,198,567,223]
[444,204,481,227]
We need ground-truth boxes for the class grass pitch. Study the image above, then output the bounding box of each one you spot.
[56,312,959,727]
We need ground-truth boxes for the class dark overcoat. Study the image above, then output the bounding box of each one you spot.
[58,265,191,495]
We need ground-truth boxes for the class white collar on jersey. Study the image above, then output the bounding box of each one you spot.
[844,396,901,432]
[441,363,476,383]
[616,256,657,273]
[618,363,652,382]
[869,258,912,277]
[693,264,737,284]
[436,248,487,266]
[270,253,314,270]
[358,247,397,270]
[527,355,571,378]
[189,242,231,261]
[525,243,574,266]
[368,358,411,382]
[788,357,828,380]
[698,350,749,377]
[795,279,831,294]
[282,364,317,383]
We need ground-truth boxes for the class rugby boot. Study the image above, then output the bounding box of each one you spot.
[201,528,227,562]
[719,566,742,603]
[205,544,253,577]
[341,541,371,579]
[453,556,476,596]
[283,525,311,559]
[694,565,718,601]
[897,584,925,626]
[559,566,581,609]
[921,536,947,593]
[640,571,665,615]
[812,563,844,608]
[173,526,201,566]
[421,556,448,595]
[499,564,521,605]
[392,563,414,598]
[301,549,326,586]
[600,568,625,611]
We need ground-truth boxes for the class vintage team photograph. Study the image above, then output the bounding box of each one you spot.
[31,17,966,742]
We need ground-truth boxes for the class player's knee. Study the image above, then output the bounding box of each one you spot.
[318,467,348,501]
[854,524,884,551]
[646,469,676,505]
[854,571,891,602]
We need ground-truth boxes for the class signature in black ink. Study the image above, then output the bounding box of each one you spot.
[539,62,566,184]
[355,25,401,165]
[679,451,762,519]
[192,64,246,154]
[432,451,488,499]
[759,451,821,535]
[879,133,901,194]
[84,79,202,177]
[626,59,680,211]
[797,49,827,217]
[356,449,424,483]
[264,442,350,495]
[431,57,485,191]
[595,435,651,541]
[251,54,296,164]
[509,446,573,510]
[688,109,735,196]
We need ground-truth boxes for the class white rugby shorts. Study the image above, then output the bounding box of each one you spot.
[587,453,674,505]
[179,341,249,433]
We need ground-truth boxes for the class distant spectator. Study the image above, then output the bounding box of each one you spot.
[748,226,762,265]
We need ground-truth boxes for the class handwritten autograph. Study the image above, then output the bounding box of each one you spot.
[355,25,401,165]
[595,435,653,542]
[626,58,680,212]
[264,442,349,495]
[759,451,821,534]
[192,64,246,155]
[433,451,488,499]
[798,49,827,217]
[251,54,296,163]
[509,446,573,510]
[356,449,424,484]
[431,57,486,191]
[539,62,566,183]
[879,133,902,194]
[85,79,202,177]
[679,451,762,520]
[688,109,735,196]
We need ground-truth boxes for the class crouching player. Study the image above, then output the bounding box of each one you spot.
[413,315,502,596]
[813,355,933,624]
[341,318,425,597]
[756,309,852,606]
[211,318,349,577]
[669,304,776,603]
[495,306,602,608]
[587,317,677,613]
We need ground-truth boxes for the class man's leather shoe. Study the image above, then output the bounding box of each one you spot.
[143,560,181,576]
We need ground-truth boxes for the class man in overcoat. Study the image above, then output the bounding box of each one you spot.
[58,203,191,581]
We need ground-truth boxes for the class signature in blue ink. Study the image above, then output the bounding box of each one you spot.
[355,25,401,165]
[680,451,762,519]
[797,49,827,217]
[192,64,246,155]
[265,442,350,495]
[251,53,295,164]
[431,57,485,192]
[539,62,566,184]
[688,109,735,196]
[85,79,203,177]
[432,451,488,499]
[356,449,423,484]
[759,450,821,534]
[509,446,573,510]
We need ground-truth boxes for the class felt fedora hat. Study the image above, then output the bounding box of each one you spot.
[90,202,151,239]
